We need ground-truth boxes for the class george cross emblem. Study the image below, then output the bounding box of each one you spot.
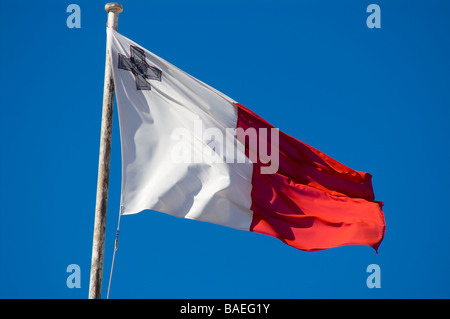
[118,45,162,90]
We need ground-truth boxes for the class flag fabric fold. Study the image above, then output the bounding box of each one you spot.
[108,28,385,252]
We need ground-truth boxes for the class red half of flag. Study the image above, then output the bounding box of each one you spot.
[236,103,385,252]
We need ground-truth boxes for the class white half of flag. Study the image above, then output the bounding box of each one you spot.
[109,28,254,230]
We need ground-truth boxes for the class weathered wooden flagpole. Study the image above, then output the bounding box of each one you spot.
[89,2,123,299]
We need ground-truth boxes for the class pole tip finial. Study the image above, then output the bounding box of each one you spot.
[105,3,123,13]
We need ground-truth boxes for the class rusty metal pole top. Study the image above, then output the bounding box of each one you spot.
[105,2,123,13]
[105,3,123,31]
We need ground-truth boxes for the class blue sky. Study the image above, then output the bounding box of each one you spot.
[1,0,449,298]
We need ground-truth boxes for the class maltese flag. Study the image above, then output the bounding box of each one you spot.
[108,29,386,252]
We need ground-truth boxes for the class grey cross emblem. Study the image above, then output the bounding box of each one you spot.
[118,45,162,90]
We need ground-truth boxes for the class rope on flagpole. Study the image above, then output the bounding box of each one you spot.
[107,205,123,299]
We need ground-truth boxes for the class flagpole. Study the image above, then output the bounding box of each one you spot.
[89,2,123,299]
